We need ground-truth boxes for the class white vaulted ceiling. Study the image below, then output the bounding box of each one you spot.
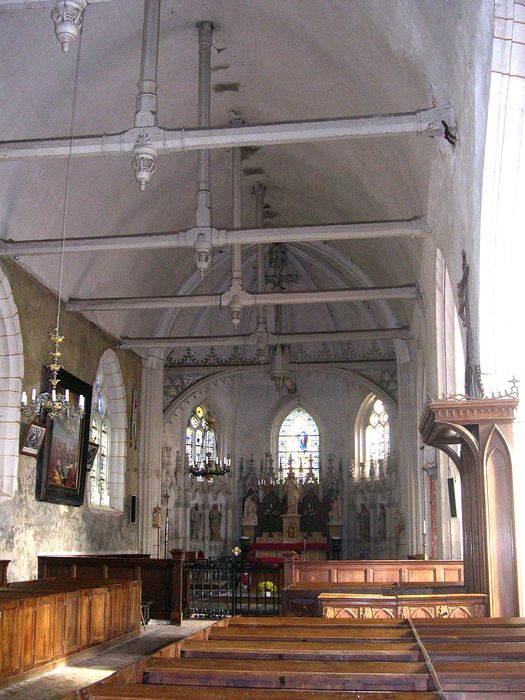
[0,0,493,351]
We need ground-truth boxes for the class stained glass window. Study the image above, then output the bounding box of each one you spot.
[186,405,216,472]
[278,407,319,482]
[90,371,111,507]
[365,398,390,463]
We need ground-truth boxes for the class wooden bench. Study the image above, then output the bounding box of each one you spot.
[87,685,441,700]
[143,656,430,691]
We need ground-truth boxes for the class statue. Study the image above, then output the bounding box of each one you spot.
[358,503,370,540]
[328,494,343,522]
[209,503,222,541]
[189,502,202,540]
[393,509,405,536]
[241,494,258,525]
[283,470,300,514]
[377,503,387,539]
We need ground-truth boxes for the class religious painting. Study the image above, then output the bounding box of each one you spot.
[36,369,92,506]
[20,422,47,457]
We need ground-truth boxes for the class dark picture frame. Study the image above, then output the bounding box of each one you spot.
[36,369,92,507]
[21,422,47,457]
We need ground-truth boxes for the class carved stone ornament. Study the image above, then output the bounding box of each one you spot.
[51,0,88,52]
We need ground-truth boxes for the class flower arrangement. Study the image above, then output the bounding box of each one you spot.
[257,580,276,594]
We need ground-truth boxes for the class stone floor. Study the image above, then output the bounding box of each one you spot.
[0,619,213,700]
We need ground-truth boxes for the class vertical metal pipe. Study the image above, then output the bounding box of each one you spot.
[253,183,268,329]
[195,21,213,228]
[232,126,242,283]
[135,0,161,128]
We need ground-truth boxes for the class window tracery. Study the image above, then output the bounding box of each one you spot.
[185,405,216,471]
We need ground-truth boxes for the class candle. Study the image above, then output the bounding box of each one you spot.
[31,388,36,402]
[51,389,56,401]
[423,519,427,535]
[79,394,85,410]
[21,391,27,406]
[65,389,69,402]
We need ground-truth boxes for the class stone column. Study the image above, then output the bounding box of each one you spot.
[139,352,164,555]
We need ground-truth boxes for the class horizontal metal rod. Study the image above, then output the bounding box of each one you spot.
[1,219,430,256]
[67,284,418,312]
[0,106,454,160]
[118,326,412,349]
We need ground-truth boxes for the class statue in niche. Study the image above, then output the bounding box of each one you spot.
[242,494,258,526]
[358,503,370,540]
[328,494,343,523]
[283,470,300,514]
[377,503,387,539]
[209,503,222,541]
[189,503,202,540]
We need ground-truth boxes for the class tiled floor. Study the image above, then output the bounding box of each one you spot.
[0,619,213,700]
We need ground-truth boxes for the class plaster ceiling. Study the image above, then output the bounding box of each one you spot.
[0,0,489,352]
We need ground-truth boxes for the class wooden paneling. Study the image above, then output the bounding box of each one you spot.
[0,579,141,687]
[283,559,464,588]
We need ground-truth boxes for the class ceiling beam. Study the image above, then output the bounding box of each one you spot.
[1,218,430,256]
[118,326,412,350]
[67,284,418,312]
[0,106,454,161]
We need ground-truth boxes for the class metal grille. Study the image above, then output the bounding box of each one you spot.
[184,556,282,618]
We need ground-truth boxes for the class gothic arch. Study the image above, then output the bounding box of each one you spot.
[0,264,23,501]
[94,349,127,511]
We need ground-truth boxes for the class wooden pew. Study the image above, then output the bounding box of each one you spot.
[282,580,466,616]
[181,638,421,662]
[38,553,184,623]
[143,656,430,691]
[88,685,441,700]
[81,615,525,700]
[0,578,141,688]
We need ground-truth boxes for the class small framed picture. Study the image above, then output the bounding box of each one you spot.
[86,442,99,472]
[21,423,47,457]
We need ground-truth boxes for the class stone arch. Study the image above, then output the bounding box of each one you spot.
[94,349,127,511]
[0,265,23,501]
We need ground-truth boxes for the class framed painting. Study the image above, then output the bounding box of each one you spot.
[21,422,47,457]
[36,369,92,506]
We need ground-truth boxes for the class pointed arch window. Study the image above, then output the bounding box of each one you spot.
[278,407,319,481]
[186,405,216,472]
[365,397,390,463]
[90,371,111,507]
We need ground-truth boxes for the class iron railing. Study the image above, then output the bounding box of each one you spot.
[184,555,282,618]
